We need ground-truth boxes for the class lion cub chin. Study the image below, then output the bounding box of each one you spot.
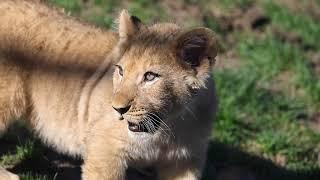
[0,1,218,179]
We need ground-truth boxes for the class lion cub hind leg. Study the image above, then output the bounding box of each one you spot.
[0,167,19,180]
[0,120,5,138]
[0,59,25,180]
[0,57,26,138]
[0,103,12,138]
[0,104,15,138]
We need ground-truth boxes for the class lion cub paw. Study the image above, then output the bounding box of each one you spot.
[0,168,19,180]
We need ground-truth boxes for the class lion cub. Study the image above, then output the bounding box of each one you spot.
[0,0,218,179]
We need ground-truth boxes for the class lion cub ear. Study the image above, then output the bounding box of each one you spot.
[175,27,218,68]
[175,28,218,89]
[118,9,144,41]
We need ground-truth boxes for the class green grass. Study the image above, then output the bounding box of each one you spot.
[264,2,320,50]
[214,67,320,170]
[49,0,168,28]
[20,173,49,180]
[212,6,320,170]
[1,140,35,166]
[1,0,320,179]
[127,0,168,23]
[216,0,253,9]
[49,0,82,14]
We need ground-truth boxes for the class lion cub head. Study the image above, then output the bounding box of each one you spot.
[111,10,217,135]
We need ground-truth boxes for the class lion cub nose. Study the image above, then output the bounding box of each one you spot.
[112,105,131,115]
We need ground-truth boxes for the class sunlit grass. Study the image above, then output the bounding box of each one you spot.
[264,2,320,50]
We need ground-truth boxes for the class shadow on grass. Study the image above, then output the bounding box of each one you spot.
[0,125,80,180]
[1,128,320,180]
[203,141,320,180]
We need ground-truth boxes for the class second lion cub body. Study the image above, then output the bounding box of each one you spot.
[0,0,218,179]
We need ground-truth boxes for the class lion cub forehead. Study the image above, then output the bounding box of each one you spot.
[121,48,175,69]
[149,23,181,34]
[130,23,181,47]
[118,23,184,69]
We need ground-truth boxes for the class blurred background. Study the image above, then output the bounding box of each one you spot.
[1,0,320,179]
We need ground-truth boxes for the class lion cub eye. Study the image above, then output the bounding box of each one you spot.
[144,72,159,82]
[115,65,123,76]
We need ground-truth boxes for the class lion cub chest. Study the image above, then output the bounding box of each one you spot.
[127,135,191,167]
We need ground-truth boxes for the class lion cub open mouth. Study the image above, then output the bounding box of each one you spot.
[128,121,148,132]
[127,118,161,133]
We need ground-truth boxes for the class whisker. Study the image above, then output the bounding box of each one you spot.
[142,121,149,132]
[146,114,169,131]
[146,115,170,137]
[145,116,157,134]
[185,106,198,121]
[148,119,157,133]
[146,113,174,138]
[146,119,155,133]
[149,112,171,130]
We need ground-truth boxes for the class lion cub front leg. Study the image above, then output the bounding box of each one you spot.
[158,159,205,180]
[158,167,200,180]
[82,156,126,180]
[82,130,127,180]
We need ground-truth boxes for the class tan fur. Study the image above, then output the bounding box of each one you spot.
[0,1,218,180]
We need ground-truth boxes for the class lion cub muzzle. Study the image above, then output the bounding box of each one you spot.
[112,95,161,133]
